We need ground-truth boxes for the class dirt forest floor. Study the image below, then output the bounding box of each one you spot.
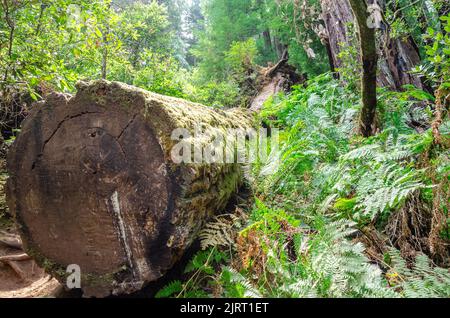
[0,159,61,298]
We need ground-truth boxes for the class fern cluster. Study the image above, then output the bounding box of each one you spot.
[387,249,450,298]
[222,212,398,298]
[156,73,449,299]
[325,131,432,224]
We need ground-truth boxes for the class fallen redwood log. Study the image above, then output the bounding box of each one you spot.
[6,80,254,297]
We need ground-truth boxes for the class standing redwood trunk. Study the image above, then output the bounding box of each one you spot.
[377,0,425,90]
[349,0,378,137]
[324,38,337,75]
[6,80,254,297]
[320,0,353,72]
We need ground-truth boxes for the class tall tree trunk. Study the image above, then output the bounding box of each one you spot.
[378,35,423,90]
[101,27,109,80]
[101,3,111,80]
[2,0,15,85]
[324,38,337,76]
[349,0,378,137]
[263,29,273,53]
[320,0,353,72]
[273,37,287,60]
[320,0,425,91]
[377,0,427,91]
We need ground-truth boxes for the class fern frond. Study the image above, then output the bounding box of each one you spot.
[155,280,183,298]
[199,214,240,250]
[388,249,450,298]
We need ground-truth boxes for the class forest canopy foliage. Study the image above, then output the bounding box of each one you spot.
[0,0,449,298]
[0,0,335,110]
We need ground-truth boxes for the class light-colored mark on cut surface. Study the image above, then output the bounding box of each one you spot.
[110,191,136,277]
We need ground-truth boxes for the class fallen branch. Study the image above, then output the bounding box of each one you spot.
[265,50,289,78]
[5,260,30,282]
[0,253,31,262]
[0,231,23,250]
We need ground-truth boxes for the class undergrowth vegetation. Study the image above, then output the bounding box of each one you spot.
[158,73,450,299]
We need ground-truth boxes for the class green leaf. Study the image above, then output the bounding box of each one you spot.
[155,281,183,298]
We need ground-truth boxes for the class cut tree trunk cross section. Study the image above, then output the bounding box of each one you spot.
[6,80,255,297]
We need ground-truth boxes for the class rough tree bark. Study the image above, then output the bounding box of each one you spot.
[320,0,353,73]
[263,29,273,53]
[320,0,424,91]
[378,0,426,90]
[1,0,15,85]
[273,37,288,60]
[324,37,337,76]
[349,0,378,137]
[6,80,255,297]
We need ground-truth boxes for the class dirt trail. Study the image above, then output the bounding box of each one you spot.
[0,227,61,298]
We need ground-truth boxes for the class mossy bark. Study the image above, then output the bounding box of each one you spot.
[348,0,378,137]
[6,80,255,297]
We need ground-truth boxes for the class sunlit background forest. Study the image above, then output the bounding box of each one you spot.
[0,0,335,109]
[0,0,449,298]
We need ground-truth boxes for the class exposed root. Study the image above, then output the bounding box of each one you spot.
[249,55,305,112]
[428,172,450,265]
[0,230,23,250]
[386,191,432,262]
[0,253,31,262]
[355,226,389,268]
[431,89,447,145]
[428,87,450,265]
[5,260,31,282]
